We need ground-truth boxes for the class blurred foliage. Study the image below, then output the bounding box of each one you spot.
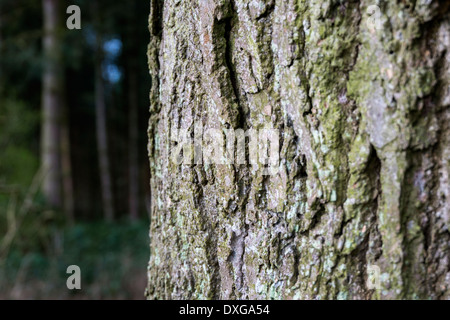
[0,98,39,187]
[0,219,149,299]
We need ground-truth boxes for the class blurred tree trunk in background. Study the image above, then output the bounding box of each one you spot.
[127,2,140,221]
[41,0,62,209]
[61,99,74,222]
[95,34,115,222]
[128,56,139,221]
[42,0,74,220]
[146,0,450,299]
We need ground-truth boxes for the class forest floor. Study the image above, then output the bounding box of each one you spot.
[0,220,149,300]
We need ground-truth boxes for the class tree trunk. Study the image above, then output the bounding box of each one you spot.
[146,0,450,299]
[41,0,62,209]
[61,100,74,222]
[95,35,115,222]
[127,3,140,221]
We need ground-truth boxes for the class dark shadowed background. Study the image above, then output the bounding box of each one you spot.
[0,0,151,299]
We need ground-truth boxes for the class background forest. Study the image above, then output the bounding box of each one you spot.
[0,0,151,299]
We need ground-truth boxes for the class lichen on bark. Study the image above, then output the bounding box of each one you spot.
[146,0,450,299]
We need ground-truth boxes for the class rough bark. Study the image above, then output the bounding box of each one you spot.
[41,0,62,209]
[146,0,450,299]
